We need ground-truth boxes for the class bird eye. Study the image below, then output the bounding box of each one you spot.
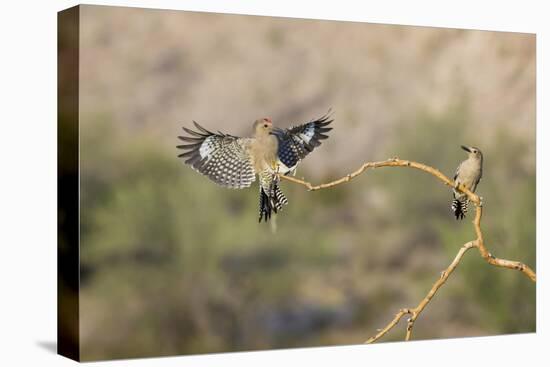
[263,124,268,128]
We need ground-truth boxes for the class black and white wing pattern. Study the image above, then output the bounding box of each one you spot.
[177,121,256,189]
[272,112,333,172]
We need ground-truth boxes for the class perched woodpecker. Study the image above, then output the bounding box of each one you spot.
[177,112,333,222]
[451,145,483,220]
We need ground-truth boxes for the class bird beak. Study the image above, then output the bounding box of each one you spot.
[461,145,471,153]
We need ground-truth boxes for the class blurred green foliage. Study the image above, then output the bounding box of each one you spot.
[77,103,535,360]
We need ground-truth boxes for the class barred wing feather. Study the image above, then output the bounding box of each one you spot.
[177,121,256,189]
[272,112,333,171]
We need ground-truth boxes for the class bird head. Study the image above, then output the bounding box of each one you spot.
[461,145,483,160]
[253,117,273,136]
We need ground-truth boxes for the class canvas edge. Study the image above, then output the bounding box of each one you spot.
[57,4,81,362]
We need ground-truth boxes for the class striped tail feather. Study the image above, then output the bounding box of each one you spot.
[274,184,288,209]
[259,187,270,222]
[258,184,289,222]
[451,198,469,220]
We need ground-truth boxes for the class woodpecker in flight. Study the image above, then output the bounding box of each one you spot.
[177,112,333,222]
[451,145,483,220]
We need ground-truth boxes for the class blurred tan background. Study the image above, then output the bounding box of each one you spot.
[71,5,535,360]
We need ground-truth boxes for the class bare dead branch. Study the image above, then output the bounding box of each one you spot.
[405,241,476,341]
[280,158,480,204]
[365,308,412,344]
[278,157,536,342]
[471,205,536,282]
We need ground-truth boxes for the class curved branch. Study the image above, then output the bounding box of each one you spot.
[365,308,412,344]
[278,157,536,342]
[280,158,480,204]
[471,205,536,282]
[365,241,476,343]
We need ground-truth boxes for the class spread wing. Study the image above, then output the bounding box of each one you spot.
[177,121,256,189]
[272,111,333,171]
